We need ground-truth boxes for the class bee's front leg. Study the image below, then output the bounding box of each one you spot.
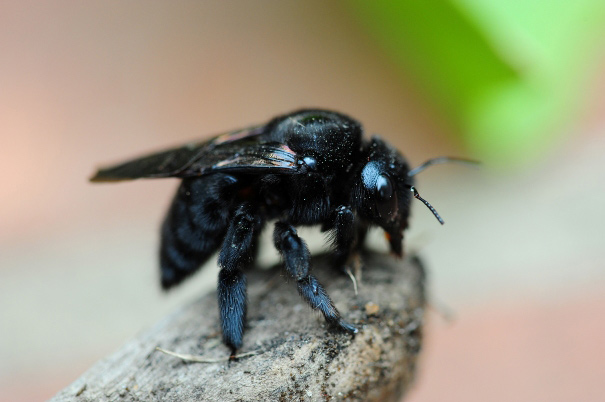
[326,205,359,272]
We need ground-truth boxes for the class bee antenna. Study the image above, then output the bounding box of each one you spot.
[408,157,479,177]
[410,186,444,225]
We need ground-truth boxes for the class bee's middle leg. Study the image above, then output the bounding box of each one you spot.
[273,221,357,334]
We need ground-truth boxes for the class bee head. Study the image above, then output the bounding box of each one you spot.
[355,137,444,256]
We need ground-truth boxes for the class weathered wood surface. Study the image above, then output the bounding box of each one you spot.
[53,252,426,401]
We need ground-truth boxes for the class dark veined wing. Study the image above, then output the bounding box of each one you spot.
[90,125,299,182]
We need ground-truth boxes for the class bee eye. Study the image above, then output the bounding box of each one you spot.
[376,175,393,199]
[375,174,398,221]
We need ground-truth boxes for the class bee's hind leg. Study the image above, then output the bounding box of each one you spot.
[217,202,262,354]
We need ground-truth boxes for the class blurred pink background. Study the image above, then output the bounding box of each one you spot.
[1,2,604,401]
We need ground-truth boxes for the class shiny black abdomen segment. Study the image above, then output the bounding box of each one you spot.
[160,174,236,289]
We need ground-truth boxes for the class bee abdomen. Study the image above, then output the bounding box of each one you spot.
[160,176,234,289]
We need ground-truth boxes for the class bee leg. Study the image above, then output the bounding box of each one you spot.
[355,222,369,252]
[217,203,261,353]
[273,222,357,335]
[160,175,236,289]
[273,221,309,280]
[329,205,357,271]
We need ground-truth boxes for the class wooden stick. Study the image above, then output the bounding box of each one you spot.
[52,252,426,401]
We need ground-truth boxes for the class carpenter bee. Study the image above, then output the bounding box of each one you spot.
[91,109,472,353]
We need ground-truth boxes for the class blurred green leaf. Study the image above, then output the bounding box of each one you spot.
[348,0,605,165]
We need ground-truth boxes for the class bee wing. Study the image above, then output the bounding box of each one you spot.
[90,125,299,182]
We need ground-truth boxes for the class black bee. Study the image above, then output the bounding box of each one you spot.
[92,109,469,353]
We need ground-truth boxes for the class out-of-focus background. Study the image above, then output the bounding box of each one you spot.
[1,1,604,401]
